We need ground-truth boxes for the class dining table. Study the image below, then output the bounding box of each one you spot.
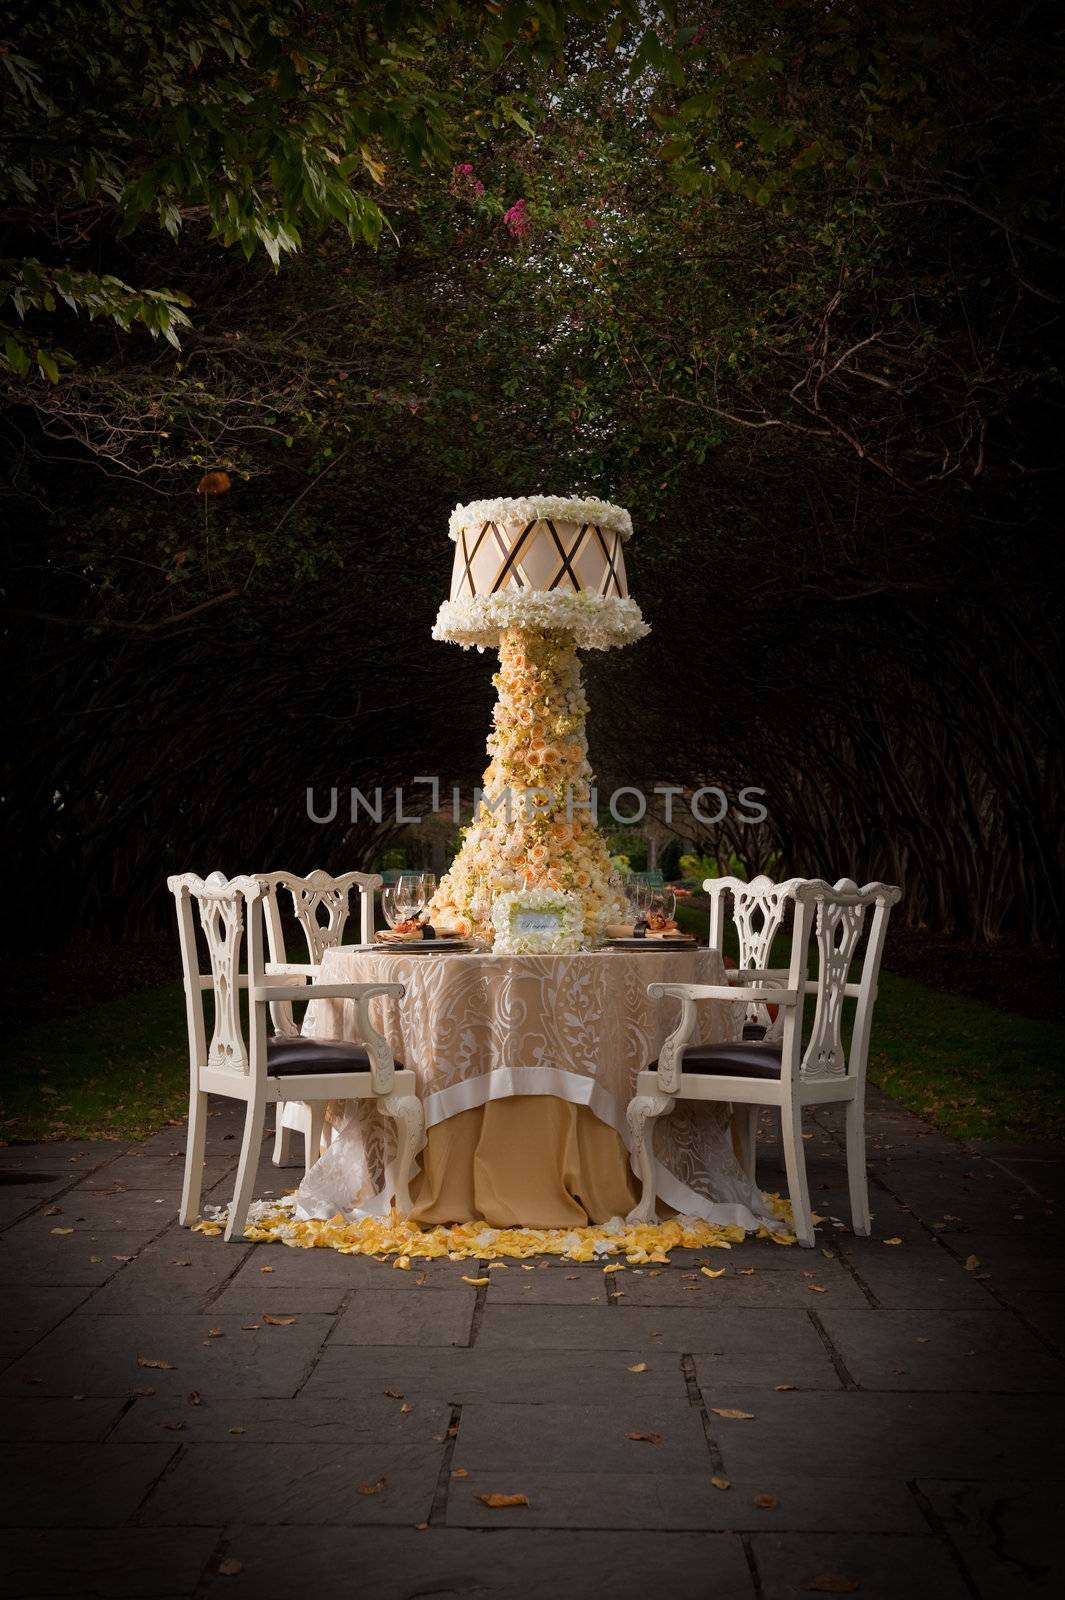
[291,942,774,1231]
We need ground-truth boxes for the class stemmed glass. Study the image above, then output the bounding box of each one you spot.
[623,875,652,927]
[396,872,437,925]
[380,885,399,929]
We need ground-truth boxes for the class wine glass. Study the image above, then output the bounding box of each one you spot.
[380,885,399,929]
[624,875,652,926]
[395,872,426,923]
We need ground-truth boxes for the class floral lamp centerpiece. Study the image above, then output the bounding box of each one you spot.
[428,494,649,945]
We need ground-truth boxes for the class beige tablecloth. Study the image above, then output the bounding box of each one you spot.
[295,946,774,1230]
[294,947,767,1222]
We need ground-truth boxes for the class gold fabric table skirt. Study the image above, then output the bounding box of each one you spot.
[408,1094,640,1228]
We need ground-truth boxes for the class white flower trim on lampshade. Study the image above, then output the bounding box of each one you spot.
[491,886,587,955]
[448,495,633,543]
[433,591,649,651]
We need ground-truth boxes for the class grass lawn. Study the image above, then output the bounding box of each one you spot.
[2,924,1062,1145]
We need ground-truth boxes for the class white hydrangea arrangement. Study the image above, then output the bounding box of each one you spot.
[449,495,633,542]
[491,886,587,956]
[433,591,648,652]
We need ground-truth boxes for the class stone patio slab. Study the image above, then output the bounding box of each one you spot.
[0,1442,177,1527]
[0,1528,221,1598]
[0,1311,336,1398]
[0,1227,160,1286]
[816,1307,1065,1390]
[0,1286,92,1358]
[303,1346,690,1405]
[0,1396,127,1441]
[453,1399,708,1474]
[139,1440,442,1527]
[751,1531,974,1598]
[111,1392,451,1444]
[917,1478,1065,1597]
[446,1470,719,1529]
[614,1263,867,1308]
[693,1389,1065,1479]
[329,1287,475,1346]
[199,1527,757,1600]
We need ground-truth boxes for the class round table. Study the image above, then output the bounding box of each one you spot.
[293,945,770,1229]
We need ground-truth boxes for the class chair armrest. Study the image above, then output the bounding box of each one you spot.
[648,982,799,1006]
[724,966,790,984]
[251,981,405,1003]
[264,963,318,980]
[648,981,799,1095]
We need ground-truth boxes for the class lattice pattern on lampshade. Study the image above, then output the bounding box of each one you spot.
[449,519,630,602]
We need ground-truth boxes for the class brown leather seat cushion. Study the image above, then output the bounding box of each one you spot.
[677,1041,783,1079]
[266,1036,372,1076]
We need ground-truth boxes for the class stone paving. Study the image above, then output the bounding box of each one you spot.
[1,1087,1062,1599]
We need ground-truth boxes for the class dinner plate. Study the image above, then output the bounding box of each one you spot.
[374,938,476,952]
[604,937,698,950]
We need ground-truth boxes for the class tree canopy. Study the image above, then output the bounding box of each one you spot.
[2,0,1062,947]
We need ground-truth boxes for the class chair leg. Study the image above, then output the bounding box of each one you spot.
[735,1104,760,1184]
[624,1089,675,1225]
[272,1111,296,1168]
[305,1102,327,1174]
[179,1090,209,1228]
[845,1097,871,1236]
[224,1098,266,1242]
[781,1101,815,1247]
[381,1092,425,1216]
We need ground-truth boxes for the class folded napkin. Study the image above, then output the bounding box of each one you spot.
[604,922,636,939]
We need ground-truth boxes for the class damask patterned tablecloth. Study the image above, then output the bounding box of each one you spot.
[295,946,774,1229]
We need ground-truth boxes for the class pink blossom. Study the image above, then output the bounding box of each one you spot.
[455,162,474,175]
[503,198,530,238]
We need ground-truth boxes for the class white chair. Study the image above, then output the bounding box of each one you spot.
[260,869,381,1168]
[626,878,901,1246]
[706,872,806,1171]
[169,870,423,1242]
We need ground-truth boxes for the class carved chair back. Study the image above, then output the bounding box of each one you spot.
[261,869,381,1037]
[705,873,804,1035]
[779,878,901,1087]
[168,871,269,1084]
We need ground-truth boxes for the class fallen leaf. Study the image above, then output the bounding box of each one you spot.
[478,1493,529,1508]
[161,1421,186,1432]
[624,1430,663,1445]
[400,1403,414,1414]
[711,1474,731,1490]
[207,1328,224,1339]
[738,1268,756,1276]
[807,1284,827,1294]
[521,1264,536,1271]
[462,1276,490,1287]
[414,1520,429,1529]
[710,1408,755,1420]
[446,1424,459,1437]
[964,1254,980,1272]
[803,1577,859,1595]
[89,1256,103,1264]
[384,1389,404,1399]
[241,1323,261,1331]
[356,1477,387,1496]
[50,1227,75,1236]
[137,1357,175,1371]
[774,1384,796,1392]
[753,1492,779,1508]
[487,1262,508,1270]
[627,1362,648,1373]
[218,1557,243,1576]
[883,1237,903,1246]
[701,1266,727,1279]
[451,1467,468,1478]
[262,1314,296,1326]
[44,1205,62,1216]
[187,1391,202,1406]
[132,1386,155,1397]
[260,1266,274,1274]
[228,1426,245,1435]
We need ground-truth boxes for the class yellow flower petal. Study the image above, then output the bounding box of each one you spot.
[701,1266,727,1279]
